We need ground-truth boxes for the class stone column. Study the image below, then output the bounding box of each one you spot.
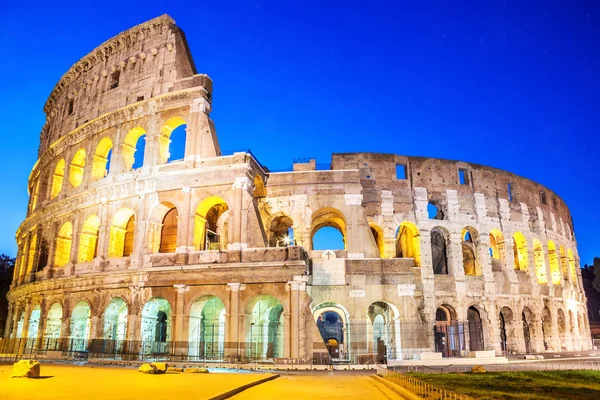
[95,201,110,262]
[502,237,520,293]
[345,194,366,259]
[143,110,161,166]
[68,212,83,274]
[173,284,187,355]
[225,283,242,358]
[288,280,305,359]
[228,177,251,250]
[4,302,14,339]
[177,190,193,252]
[17,302,32,355]
[35,301,47,350]
[418,229,436,351]
[187,97,220,159]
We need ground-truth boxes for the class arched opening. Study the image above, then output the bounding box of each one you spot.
[159,116,187,164]
[395,222,420,266]
[269,214,294,247]
[489,229,505,273]
[367,301,400,361]
[557,308,566,350]
[77,215,100,263]
[369,222,385,258]
[253,175,267,199]
[69,148,86,188]
[542,306,552,351]
[50,159,65,199]
[461,227,479,276]
[427,202,444,219]
[70,301,91,351]
[547,241,561,285]
[311,208,346,251]
[533,239,548,284]
[499,307,514,353]
[16,311,24,338]
[30,179,39,212]
[91,137,113,181]
[246,295,284,360]
[44,303,62,350]
[54,221,73,267]
[522,307,533,354]
[141,298,172,355]
[193,196,229,251]
[559,245,569,281]
[160,207,178,253]
[103,298,128,343]
[467,306,484,351]
[108,209,136,258]
[25,232,38,276]
[434,305,462,357]
[431,227,449,274]
[188,296,226,359]
[513,232,528,271]
[122,127,146,170]
[27,305,41,341]
[568,249,577,286]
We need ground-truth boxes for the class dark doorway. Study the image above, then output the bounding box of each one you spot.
[467,307,484,351]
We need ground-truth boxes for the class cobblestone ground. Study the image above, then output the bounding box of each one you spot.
[0,363,270,400]
[231,371,403,399]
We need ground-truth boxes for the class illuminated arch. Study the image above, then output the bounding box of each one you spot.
[30,179,39,211]
[70,301,91,351]
[245,295,284,359]
[77,215,100,262]
[547,241,561,285]
[54,221,73,267]
[512,232,528,271]
[44,303,63,345]
[50,158,65,199]
[253,175,267,198]
[395,222,420,266]
[160,206,178,253]
[122,126,146,170]
[141,298,172,353]
[269,213,294,247]
[559,245,568,281]
[108,208,136,257]
[91,137,113,180]
[194,196,229,250]
[489,229,505,272]
[533,239,547,284]
[567,249,577,286]
[69,148,86,187]
[25,232,37,275]
[103,298,128,341]
[188,295,226,359]
[461,226,480,276]
[369,221,385,258]
[311,207,346,250]
[159,116,186,164]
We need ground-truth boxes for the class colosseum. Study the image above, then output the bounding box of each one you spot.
[2,15,592,364]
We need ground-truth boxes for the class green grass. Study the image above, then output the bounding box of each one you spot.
[388,370,600,400]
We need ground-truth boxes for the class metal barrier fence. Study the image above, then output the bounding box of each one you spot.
[390,359,600,374]
[377,366,474,400]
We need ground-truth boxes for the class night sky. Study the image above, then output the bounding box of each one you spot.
[0,1,598,265]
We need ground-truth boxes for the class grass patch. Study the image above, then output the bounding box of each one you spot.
[388,370,600,400]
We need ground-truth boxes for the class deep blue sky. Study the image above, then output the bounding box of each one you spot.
[0,1,598,265]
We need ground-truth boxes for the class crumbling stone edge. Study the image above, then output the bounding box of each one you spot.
[208,373,280,400]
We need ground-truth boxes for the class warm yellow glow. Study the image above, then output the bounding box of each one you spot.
[160,207,178,253]
[91,137,112,180]
[311,207,347,250]
[50,159,65,199]
[159,116,186,164]
[122,127,146,170]
[461,227,479,276]
[109,208,135,258]
[194,196,228,250]
[533,239,548,284]
[25,232,37,275]
[489,229,504,260]
[69,148,86,187]
[54,221,73,267]
[30,180,39,211]
[559,245,569,281]
[253,175,267,198]
[547,240,561,285]
[369,222,385,258]
[512,232,528,271]
[396,222,420,266]
[78,215,100,262]
[567,249,577,285]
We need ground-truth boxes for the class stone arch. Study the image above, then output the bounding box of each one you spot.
[431,227,449,274]
[27,304,42,340]
[140,297,172,354]
[193,196,229,251]
[310,207,346,250]
[434,304,461,357]
[547,241,561,285]
[489,229,505,272]
[69,148,86,188]
[91,136,113,181]
[368,221,385,258]
[50,158,65,199]
[102,298,128,342]
[54,221,73,267]
[467,305,485,351]
[188,295,226,359]
[312,301,351,360]
[559,245,569,281]
[24,231,38,276]
[541,306,552,351]
[70,300,91,351]
[268,212,294,247]
[557,308,567,350]
[521,306,534,353]
[122,126,146,170]
[513,232,528,271]
[395,222,420,266]
[253,174,267,199]
[461,226,480,276]
[245,295,285,359]
[533,239,548,284]
[159,116,187,164]
[108,208,136,258]
[147,201,179,253]
[367,301,401,360]
[567,249,577,286]
[499,306,515,353]
[77,214,100,263]
[44,302,63,348]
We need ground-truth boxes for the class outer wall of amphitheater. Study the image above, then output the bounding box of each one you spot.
[3,15,592,363]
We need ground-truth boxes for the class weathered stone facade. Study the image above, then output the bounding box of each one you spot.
[4,15,591,362]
